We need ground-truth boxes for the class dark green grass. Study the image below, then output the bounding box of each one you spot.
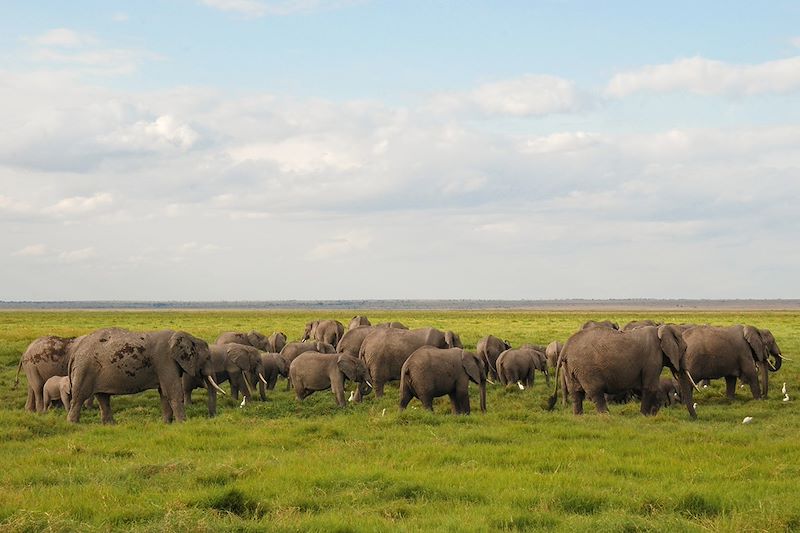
[0,310,798,532]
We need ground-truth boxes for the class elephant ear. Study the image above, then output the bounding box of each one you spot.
[461,350,483,385]
[274,354,289,376]
[657,325,685,371]
[743,326,766,361]
[337,355,358,381]
[227,344,252,371]
[169,331,200,377]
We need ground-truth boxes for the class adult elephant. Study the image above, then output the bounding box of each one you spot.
[496,345,549,389]
[68,329,221,424]
[337,326,375,358]
[581,320,620,330]
[348,316,371,330]
[255,352,289,398]
[302,320,345,349]
[548,325,698,419]
[215,330,269,351]
[476,335,511,381]
[280,340,336,390]
[375,321,408,329]
[399,347,486,414]
[356,327,463,399]
[622,320,661,331]
[183,343,268,415]
[16,335,84,413]
[289,352,372,407]
[267,332,287,353]
[683,325,782,400]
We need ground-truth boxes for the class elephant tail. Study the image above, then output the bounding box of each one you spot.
[546,352,564,411]
[13,356,23,389]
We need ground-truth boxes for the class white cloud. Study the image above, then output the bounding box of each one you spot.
[522,131,602,154]
[431,74,581,117]
[227,136,362,173]
[101,115,199,151]
[58,247,96,263]
[11,244,47,257]
[306,231,372,260]
[606,55,800,97]
[30,28,98,48]
[44,193,114,216]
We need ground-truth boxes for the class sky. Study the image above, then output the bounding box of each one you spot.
[1,1,799,301]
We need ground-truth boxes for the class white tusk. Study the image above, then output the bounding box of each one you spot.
[768,360,777,371]
[348,391,355,402]
[779,355,793,361]
[486,378,495,385]
[685,370,701,392]
[742,416,753,424]
[517,381,525,390]
[241,371,253,396]
[365,380,373,389]
[258,372,268,385]
[207,376,226,395]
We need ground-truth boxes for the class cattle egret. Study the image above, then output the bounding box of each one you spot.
[742,417,753,424]
[517,381,525,390]
[240,397,246,408]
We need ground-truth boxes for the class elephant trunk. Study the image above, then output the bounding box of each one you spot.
[769,353,782,372]
[547,353,563,410]
[479,378,486,413]
[759,361,769,398]
[677,370,697,419]
[544,368,551,388]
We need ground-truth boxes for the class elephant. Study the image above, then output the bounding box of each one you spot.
[476,335,511,381]
[545,341,563,369]
[682,325,782,400]
[337,325,375,358]
[622,320,661,331]
[289,352,372,407]
[68,329,220,424]
[267,332,287,353]
[356,327,463,399]
[349,316,371,330]
[255,352,289,399]
[548,325,697,419]
[399,347,486,414]
[280,341,337,390]
[374,321,408,329]
[215,330,271,351]
[42,375,71,411]
[16,335,82,413]
[581,320,620,330]
[604,377,680,407]
[302,320,345,348]
[496,345,550,389]
[183,343,268,415]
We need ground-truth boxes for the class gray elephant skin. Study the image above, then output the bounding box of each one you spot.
[356,327,463,399]
[183,343,268,415]
[476,335,511,381]
[16,334,89,413]
[550,325,697,418]
[337,325,375,358]
[68,329,218,424]
[496,345,549,389]
[302,320,345,348]
[683,325,782,400]
[289,352,371,406]
[581,320,620,330]
[42,375,71,411]
[255,352,289,398]
[348,316,371,330]
[622,320,661,331]
[216,330,286,353]
[399,347,486,414]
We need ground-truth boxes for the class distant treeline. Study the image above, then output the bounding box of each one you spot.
[0,299,798,310]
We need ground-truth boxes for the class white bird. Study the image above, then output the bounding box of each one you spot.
[381,408,386,416]
[348,391,355,402]
[784,394,790,402]
[742,416,753,424]
[693,403,698,410]
[782,382,787,395]
[239,397,247,408]
[703,384,708,389]
[517,381,525,390]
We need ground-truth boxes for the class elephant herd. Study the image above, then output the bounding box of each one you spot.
[13,315,784,424]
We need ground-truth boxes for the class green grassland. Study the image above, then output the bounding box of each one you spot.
[0,310,797,532]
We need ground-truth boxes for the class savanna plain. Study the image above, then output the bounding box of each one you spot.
[0,310,798,532]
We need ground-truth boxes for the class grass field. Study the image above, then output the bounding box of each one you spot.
[0,310,797,532]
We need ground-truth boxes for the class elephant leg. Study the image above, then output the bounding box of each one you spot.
[455,387,471,415]
[746,373,762,400]
[571,390,585,415]
[84,396,94,409]
[399,386,414,410]
[95,393,114,424]
[420,393,434,411]
[332,375,346,407]
[374,381,386,398]
[32,376,45,413]
[267,375,277,391]
[639,389,656,416]
[590,391,609,414]
[725,376,737,400]
[159,389,174,423]
[561,373,568,406]
[448,391,459,414]
[258,381,266,401]
[170,397,186,422]
[25,386,35,412]
[207,388,217,417]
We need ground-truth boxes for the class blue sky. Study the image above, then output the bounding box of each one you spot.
[1,1,799,299]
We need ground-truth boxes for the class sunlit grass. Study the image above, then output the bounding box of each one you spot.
[0,310,797,531]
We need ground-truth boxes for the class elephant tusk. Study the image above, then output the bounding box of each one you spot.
[365,380,373,389]
[685,370,701,392]
[258,372,268,385]
[767,360,778,371]
[207,376,226,395]
[486,378,495,385]
[241,371,253,396]
[779,355,793,361]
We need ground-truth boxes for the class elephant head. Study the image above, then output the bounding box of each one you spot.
[657,325,697,419]
[546,341,563,369]
[269,332,287,353]
[337,355,372,386]
[743,326,782,397]
[314,341,336,354]
[349,316,371,330]
[461,350,486,413]
[272,353,289,377]
[445,331,463,349]
[301,321,319,342]
[245,331,269,351]
[226,344,268,395]
[169,331,212,378]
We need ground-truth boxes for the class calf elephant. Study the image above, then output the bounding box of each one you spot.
[349,316,371,330]
[356,327,463,399]
[476,335,511,381]
[549,325,697,418]
[374,321,408,329]
[496,346,549,389]
[622,320,661,331]
[255,352,289,399]
[184,343,268,415]
[683,325,782,400]
[581,320,620,331]
[289,352,372,406]
[302,320,345,348]
[68,329,220,424]
[267,332,287,353]
[216,330,270,350]
[399,347,486,414]
[42,376,71,411]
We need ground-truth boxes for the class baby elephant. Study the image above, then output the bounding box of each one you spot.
[399,347,487,414]
[496,345,550,390]
[42,376,71,411]
[289,352,372,407]
[255,352,289,399]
